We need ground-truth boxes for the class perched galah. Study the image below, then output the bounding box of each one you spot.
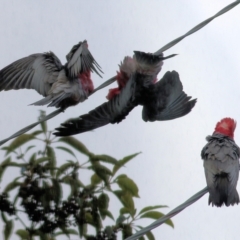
[0,40,102,109]
[54,51,196,136]
[201,118,240,207]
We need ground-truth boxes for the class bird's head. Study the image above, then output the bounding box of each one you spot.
[213,117,236,139]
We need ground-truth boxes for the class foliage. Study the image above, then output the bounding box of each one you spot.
[0,112,173,240]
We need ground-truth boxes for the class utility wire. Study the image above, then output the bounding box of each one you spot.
[126,187,208,240]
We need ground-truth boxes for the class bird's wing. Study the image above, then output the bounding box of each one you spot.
[142,71,196,121]
[0,52,63,96]
[54,73,138,136]
[66,40,103,78]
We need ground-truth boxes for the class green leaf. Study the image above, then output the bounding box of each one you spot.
[94,154,119,165]
[46,146,56,176]
[15,229,30,239]
[61,175,73,185]
[92,162,112,184]
[56,162,74,178]
[39,232,49,240]
[51,179,62,205]
[59,137,91,156]
[24,145,35,154]
[146,231,155,240]
[91,173,102,185]
[98,193,109,209]
[78,223,87,238]
[6,134,35,155]
[29,153,36,164]
[7,162,26,168]
[114,190,135,216]
[120,207,131,215]
[104,226,114,238]
[99,209,114,221]
[122,224,132,238]
[139,237,145,240]
[135,226,155,240]
[92,163,112,176]
[4,181,21,193]
[39,110,47,133]
[85,212,94,224]
[140,211,174,228]
[85,235,95,240]
[35,157,50,165]
[1,212,8,223]
[112,152,141,176]
[140,211,164,219]
[116,215,127,225]
[54,228,78,237]
[116,174,139,197]
[31,130,43,136]
[139,205,168,215]
[56,146,76,158]
[0,157,11,181]
[121,193,135,215]
[76,179,85,188]
[4,219,13,240]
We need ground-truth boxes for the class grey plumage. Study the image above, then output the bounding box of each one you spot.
[141,71,196,121]
[201,134,240,207]
[54,51,196,136]
[0,40,102,109]
[55,72,137,136]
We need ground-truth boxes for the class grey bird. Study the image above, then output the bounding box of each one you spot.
[0,40,102,109]
[54,51,196,136]
[201,118,240,207]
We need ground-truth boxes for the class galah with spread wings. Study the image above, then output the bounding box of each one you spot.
[54,51,196,136]
[201,118,240,207]
[0,40,102,109]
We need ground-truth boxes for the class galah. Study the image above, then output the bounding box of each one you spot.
[201,118,240,207]
[0,40,102,109]
[54,51,196,136]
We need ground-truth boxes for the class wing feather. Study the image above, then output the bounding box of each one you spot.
[142,71,196,121]
[66,40,103,78]
[54,73,138,136]
[0,52,63,96]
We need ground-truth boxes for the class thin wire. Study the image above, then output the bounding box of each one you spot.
[154,1,240,54]
[125,187,208,240]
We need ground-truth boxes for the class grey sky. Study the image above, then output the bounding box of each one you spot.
[0,1,240,239]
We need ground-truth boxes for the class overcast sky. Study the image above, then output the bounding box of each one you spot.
[0,1,240,239]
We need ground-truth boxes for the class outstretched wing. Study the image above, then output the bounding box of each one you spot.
[142,71,196,121]
[54,73,138,136]
[66,40,103,78]
[0,52,63,96]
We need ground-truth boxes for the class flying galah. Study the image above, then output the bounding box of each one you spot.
[201,118,240,207]
[54,51,196,136]
[0,40,102,109]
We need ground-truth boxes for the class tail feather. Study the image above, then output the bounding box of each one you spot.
[30,96,52,106]
[30,93,72,108]
[209,173,239,207]
[47,93,71,107]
